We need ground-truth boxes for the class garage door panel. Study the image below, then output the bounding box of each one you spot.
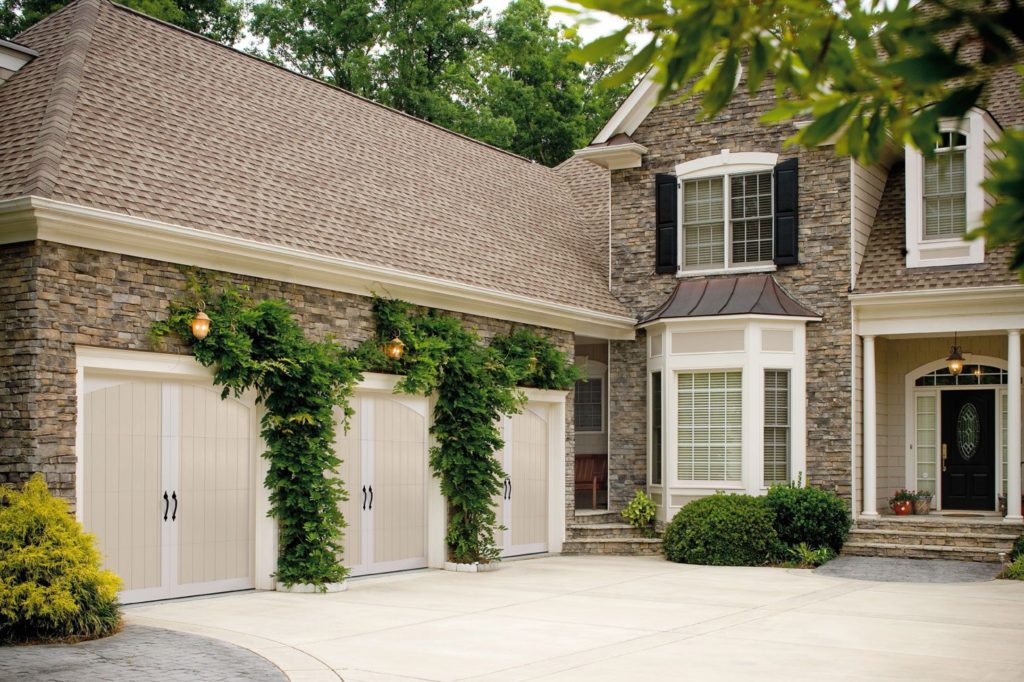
[334,405,363,571]
[84,381,164,594]
[178,384,253,587]
[510,408,548,549]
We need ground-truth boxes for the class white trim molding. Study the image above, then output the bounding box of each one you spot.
[852,285,1024,337]
[0,196,637,340]
[592,73,659,144]
[674,150,779,180]
[574,142,649,170]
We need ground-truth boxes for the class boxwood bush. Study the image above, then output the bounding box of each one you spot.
[662,493,779,566]
[0,475,121,644]
[764,483,851,554]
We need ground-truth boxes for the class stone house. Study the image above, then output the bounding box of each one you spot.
[1,0,1021,603]
[571,55,1024,558]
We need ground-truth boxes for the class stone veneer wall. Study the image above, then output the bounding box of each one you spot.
[0,240,576,522]
[606,80,854,506]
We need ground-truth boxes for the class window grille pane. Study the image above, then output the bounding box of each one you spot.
[652,373,662,485]
[763,370,790,486]
[924,147,966,239]
[682,178,725,268]
[677,371,742,481]
[916,395,937,495]
[574,378,603,432]
[731,172,774,263]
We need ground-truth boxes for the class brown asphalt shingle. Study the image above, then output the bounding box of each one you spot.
[0,0,631,319]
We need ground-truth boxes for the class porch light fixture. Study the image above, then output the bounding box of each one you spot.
[946,333,964,376]
[383,334,406,360]
[190,302,211,341]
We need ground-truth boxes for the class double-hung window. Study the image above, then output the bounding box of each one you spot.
[923,132,967,240]
[681,171,773,270]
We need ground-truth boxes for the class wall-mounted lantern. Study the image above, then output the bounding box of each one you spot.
[383,335,406,360]
[190,302,211,341]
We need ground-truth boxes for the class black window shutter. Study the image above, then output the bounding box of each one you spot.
[655,173,678,273]
[773,158,799,265]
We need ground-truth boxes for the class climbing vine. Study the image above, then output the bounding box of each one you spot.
[358,298,579,564]
[152,276,361,587]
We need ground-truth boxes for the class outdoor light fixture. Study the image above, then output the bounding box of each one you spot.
[190,302,211,341]
[383,335,405,360]
[946,332,964,376]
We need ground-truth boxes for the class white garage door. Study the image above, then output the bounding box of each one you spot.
[334,393,429,576]
[82,375,255,604]
[497,404,550,557]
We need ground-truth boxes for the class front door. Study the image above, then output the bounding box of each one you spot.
[941,389,995,510]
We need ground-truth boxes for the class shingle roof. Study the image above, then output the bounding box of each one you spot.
[0,0,631,319]
[639,274,819,323]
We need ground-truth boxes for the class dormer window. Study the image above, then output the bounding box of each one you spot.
[923,132,967,241]
[904,109,997,268]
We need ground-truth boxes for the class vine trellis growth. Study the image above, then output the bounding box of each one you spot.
[153,278,579,576]
[152,278,362,587]
[357,298,580,564]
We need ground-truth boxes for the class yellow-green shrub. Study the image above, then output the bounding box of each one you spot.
[0,474,121,644]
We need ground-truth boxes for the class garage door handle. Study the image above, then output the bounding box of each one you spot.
[171,492,178,521]
[163,491,169,521]
[368,485,374,510]
[506,478,511,500]
[362,486,367,510]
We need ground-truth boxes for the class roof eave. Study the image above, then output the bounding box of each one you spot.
[0,196,638,340]
[573,143,649,170]
[638,313,822,329]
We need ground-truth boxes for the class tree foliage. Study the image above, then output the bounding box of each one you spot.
[572,0,1024,270]
[152,277,362,587]
[2,0,243,43]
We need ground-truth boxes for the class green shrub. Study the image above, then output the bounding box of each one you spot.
[621,489,658,538]
[764,483,851,554]
[1004,555,1024,581]
[1010,535,1024,562]
[662,493,779,566]
[0,475,121,644]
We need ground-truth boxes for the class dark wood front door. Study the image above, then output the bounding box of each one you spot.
[941,389,996,510]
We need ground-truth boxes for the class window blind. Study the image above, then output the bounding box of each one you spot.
[681,178,725,268]
[763,369,790,486]
[677,371,742,481]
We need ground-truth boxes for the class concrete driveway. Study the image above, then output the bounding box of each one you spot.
[128,555,1024,681]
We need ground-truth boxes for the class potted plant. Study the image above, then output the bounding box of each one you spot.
[889,489,915,516]
[913,490,933,515]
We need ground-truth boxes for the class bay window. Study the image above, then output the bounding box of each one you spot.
[763,369,791,486]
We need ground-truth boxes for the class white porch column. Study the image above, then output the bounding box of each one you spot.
[862,335,879,517]
[1006,330,1022,523]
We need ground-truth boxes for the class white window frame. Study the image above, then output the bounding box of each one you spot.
[905,110,991,268]
[763,368,792,487]
[674,150,780,277]
[573,358,607,434]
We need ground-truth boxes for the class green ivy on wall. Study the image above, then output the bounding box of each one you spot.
[357,298,579,564]
[153,279,579,576]
[152,278,362,587]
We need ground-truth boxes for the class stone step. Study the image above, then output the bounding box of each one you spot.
[571,512,622,525]
[854,517,1022,534]
[567,523,648,540]
[561,538,663,556]
[849,528,1019,549]
[841,541,1008,563]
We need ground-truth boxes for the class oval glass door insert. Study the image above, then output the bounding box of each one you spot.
[957,402,979,460]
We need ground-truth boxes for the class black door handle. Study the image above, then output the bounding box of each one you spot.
[171,492,178,521]
[368,485,373,510]
[163,491,169,521]
[507,478,512,500]
[362,485,367,510]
